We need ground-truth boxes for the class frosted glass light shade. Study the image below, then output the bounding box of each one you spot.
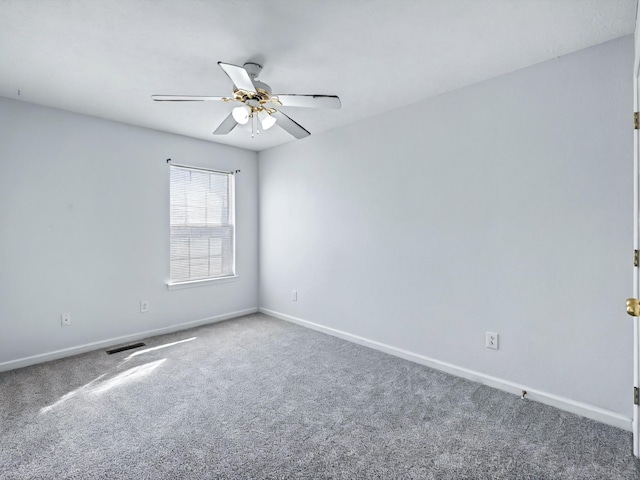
[258,110,277,130]
[232,105,250,125]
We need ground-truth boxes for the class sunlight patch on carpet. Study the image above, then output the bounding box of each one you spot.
[91,359,166,394]
[124,337,197,360]
[40,374,107,414]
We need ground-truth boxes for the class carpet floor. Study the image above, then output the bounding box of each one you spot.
[1,313,639,479]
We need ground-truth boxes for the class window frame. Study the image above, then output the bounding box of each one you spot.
[167,163,237,289]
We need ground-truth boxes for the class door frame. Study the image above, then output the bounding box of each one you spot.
[633,3,640,458]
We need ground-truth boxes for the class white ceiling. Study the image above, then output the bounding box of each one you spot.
[0,0,636,152]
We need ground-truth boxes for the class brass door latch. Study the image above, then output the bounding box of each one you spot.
[626,298,640,316]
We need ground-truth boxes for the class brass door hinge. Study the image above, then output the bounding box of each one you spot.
[626,298,640,316]
[635,112,639,130]
[635,387,639,406]
[634,250,638,267]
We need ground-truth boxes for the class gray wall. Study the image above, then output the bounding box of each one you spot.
[0,98,258,365]
[258,36,634,416]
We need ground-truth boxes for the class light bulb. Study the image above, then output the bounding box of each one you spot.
[258,110,277,130]
[232,105,250,125]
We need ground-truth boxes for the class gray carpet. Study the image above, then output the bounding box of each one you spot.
[1,313,639,479]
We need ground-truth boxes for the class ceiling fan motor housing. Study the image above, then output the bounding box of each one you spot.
[242,62,272,94]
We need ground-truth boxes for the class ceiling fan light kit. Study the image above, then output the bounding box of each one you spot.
[232,105,250,125]
[258,110,277,130]
[152,61,341,140]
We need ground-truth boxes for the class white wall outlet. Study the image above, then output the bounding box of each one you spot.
[486,332,498,350]
[61,313,72,327]
[140,301,149,313]
[292,290,298,301]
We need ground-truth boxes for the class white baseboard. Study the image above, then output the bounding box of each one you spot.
[259,308,632,432]
[0,307,258,373]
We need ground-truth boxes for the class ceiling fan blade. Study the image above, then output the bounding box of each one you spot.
[212,112,238,135]
[271,110,310,139]
[152,95,226,102]
[274,94,341,109]
[218,62,256,93]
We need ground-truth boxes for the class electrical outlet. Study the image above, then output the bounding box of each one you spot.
[61,313,72,327]
[140,301,149,313]
[292,290,297,301]
[486,332,498,350]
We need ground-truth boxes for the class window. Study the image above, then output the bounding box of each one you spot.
[169,165,235,284]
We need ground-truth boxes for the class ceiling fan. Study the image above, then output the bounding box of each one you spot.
[152,62,341,139]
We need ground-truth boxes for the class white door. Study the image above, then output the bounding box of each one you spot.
[633,7,640,459]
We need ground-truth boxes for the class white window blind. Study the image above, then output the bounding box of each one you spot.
[169,165,234,283]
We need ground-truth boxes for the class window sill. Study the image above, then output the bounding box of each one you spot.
[167,275,239,290]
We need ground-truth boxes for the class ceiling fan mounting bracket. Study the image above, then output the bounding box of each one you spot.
[243,62,263,79]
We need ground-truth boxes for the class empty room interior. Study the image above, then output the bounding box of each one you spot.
[3,1,640,478]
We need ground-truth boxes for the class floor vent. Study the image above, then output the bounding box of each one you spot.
[106,342,146,355]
